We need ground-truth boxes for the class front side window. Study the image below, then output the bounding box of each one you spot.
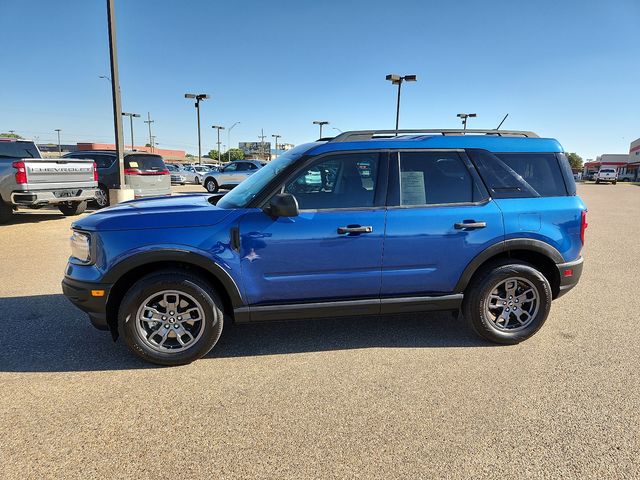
[398,151,481,205]
[223,163,238,172]
[284,153,379,210]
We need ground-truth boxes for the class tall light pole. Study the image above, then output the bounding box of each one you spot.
[313,120,329,139]
[272,134,281,157]
[185,93,210,165]
[457,113,477,132]
[121,112,140,150]
[106,0,128,199]
[258,129,267,161]
[385,74,417,134]
[212,125,225,164]
[54,129,62,154]
[144,112,154,152]
[227,121,240,163]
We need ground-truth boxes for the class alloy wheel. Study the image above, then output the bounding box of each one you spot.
[136,290,206,353]
[483,277,540,332]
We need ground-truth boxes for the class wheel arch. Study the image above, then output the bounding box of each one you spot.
[103,250,244,339]
[455,239,563,298]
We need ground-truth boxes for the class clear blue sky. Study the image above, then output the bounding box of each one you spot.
[2,0,639,159]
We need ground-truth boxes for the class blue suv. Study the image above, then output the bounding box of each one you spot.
[62,129,586,365]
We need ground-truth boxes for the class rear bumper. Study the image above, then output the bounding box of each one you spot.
[62,277,111,330]
[555,256,584,298]
[11,188,98,206]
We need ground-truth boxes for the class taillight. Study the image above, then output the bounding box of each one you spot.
[92,162,98,181]
[124,168,140,175]
[580,210,588,245]
[13,161,27,184]
[160,168,170,175]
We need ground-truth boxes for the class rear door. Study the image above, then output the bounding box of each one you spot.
[381,150,504,296]
[124,154,171,197]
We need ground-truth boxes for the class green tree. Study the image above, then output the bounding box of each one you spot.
[566,152,583,171]
[1,132,23,139]
[208,148,245,162]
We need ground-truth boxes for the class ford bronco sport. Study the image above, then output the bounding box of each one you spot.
[62,129,586,366]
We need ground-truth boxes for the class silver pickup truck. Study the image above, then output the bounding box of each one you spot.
[0,138,98,223]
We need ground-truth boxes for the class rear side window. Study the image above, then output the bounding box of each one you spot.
[125,154,165,171]
[467,150,568,198]
[398,151,485,205]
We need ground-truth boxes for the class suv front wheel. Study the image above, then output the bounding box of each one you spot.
[118,270,224,366]
[205,178,219,193]
[462,261,552,344]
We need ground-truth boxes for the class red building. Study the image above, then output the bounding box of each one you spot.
[76,143,185,160]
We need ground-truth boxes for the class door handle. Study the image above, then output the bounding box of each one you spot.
[454,221,487,230]
[337,225,373,234]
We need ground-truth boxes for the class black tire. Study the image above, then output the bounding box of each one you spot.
[118,270,224,366]
[613,181,617,185]
[462,260,552,345]
[194,176,201,185]
[595,179,600,184]
[93,185,110,209]
[58,201,87,216]
[205,177,219,193]
[0,201,14,224]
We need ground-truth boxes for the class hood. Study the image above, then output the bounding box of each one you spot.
[73,193,235,231]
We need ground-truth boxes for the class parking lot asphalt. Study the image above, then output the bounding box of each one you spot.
[0,183,638,479]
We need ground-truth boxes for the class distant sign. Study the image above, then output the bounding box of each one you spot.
[239,142,271,156]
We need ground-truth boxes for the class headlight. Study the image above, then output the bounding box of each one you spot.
[70,230,92,264]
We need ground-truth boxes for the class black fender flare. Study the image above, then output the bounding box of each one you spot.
[454,239,564,293]
[102,249,244,309]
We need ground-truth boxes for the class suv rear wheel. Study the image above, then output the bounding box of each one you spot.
[118,270,224,366]
[205,178,218,193]
[58,201,87,216]
[462,261,552,344]
[94,185,110,208]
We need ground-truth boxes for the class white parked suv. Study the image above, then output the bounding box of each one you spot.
[594,167,617,184]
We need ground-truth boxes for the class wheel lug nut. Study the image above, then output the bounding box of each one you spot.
[162,316,167,320]
[169,311,174,315]
[174,325,179,329]
[164,325,169,329]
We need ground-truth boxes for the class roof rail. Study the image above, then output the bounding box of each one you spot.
[330,129,539,142]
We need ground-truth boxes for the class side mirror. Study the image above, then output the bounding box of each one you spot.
[267,193,299,217]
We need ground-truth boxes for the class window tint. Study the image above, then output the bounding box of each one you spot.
[246,162,258,170]
[467,150,568,198]
[0,141,40,159]
[93,154,115,169]
[399,151,481,205]
[125,154,165,171]
[223,163,238,172]
[284,153,379,209]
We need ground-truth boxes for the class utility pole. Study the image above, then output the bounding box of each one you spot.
[144,112,154,152]
[54,129,62,154]
[106,0,128,200]
[184,93,210,165]
[212,125,225,164]
[385,74,417,134]
[122,112,140,150]
[313,120,329,139]
[258,129,267,161]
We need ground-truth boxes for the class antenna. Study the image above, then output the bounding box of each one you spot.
[496,113,509,130]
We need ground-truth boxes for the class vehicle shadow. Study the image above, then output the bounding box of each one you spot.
[0,294,488,373]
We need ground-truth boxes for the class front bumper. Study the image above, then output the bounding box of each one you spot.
[11,188,98,206]
[555,256,584,298]
[62,277,112,331]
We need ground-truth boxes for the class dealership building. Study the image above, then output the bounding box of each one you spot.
[582,138,640,181]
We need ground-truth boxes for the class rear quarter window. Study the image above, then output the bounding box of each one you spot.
[467,150,569,198]
[125,154,166,171]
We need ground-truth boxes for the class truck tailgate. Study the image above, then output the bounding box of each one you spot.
[24,159,95,184]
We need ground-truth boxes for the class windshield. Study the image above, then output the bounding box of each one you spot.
[0,140,40,159]
[217,143,315,209]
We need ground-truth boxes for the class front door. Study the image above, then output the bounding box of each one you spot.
[238,151,386,305]
[382,150,504,296]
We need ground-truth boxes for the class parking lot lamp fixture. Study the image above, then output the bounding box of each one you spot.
[54,129,61,154]
[272,134,281,155]
[457,113,477,132]
[121,112,140,150]
[313,121,329,139]
[212,125,225,163]
[185,93,210,165]
[385,74,417,134]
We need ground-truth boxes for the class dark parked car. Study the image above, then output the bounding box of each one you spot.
[63,129,586,366]
[63,151,171,207]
